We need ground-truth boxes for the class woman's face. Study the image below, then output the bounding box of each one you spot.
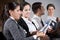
[22,5,31,18]
[48,6,55,16]
[11,6,22,20]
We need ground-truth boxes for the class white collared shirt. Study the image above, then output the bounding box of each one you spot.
[45,16,56,29]
[32,15,43,30]
[47,16,56,22]
[22,17,36,33]
[10,16,17,23]
[45,16,56,24]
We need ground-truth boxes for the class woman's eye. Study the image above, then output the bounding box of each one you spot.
[25,9,28,11]
[17,10,20,12]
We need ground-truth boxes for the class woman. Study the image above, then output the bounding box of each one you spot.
[46,4,56,25]
[18,1,37,36]
[18,1,45,37]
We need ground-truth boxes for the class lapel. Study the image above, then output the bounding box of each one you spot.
[17,23,27,37]
[9,18,27,37]
[18,18,29,32]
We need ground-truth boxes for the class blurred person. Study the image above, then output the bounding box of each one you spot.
[18,1,45,37]
[32,2,50,40]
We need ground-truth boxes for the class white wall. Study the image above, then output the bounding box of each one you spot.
[25,0,60,19]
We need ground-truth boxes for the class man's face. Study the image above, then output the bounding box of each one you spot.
[38,5,45,16]
[40,6,45,15]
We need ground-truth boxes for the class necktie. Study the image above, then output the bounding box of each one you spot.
[41,19,44,27]
[32,22,38,30]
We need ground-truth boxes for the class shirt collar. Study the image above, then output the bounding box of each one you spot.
[48,16,56,22]
[33,15,41,21]
[22,17,32,23]
[22,17,28,21]
[10,16,15,20]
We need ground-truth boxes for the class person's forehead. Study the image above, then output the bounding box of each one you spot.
[15,6,20,10]
[48,6,54,9]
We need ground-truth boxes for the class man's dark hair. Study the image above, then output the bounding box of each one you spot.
[32,2,42,14]
[47,4,55,10]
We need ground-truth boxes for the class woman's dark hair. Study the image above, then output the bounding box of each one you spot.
[2,2,20,25]
[20,1,31,11]
[47,4,55,10]
[32,2,42,14]
[3,2,20,17]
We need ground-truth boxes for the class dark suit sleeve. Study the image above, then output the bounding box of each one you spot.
[8,22,37,40]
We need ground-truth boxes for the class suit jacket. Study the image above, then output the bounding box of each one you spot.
[3,17,37,40]
[18,18,31,37]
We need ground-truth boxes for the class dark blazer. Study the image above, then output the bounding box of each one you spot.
[3,17,37,40]
[18,18,31,37]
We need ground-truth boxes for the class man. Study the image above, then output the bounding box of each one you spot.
[32,2,49,40]
[32,2,45,32]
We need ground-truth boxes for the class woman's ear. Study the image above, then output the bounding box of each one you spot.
[9,10,13,15]
[9,10,12,13]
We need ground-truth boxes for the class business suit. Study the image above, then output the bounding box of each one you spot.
[3,17,37,40]
[18,18,31,37]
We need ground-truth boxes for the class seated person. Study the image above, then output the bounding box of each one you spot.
[18,1,38,37]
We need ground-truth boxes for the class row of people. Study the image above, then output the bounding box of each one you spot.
[2,1,60,40]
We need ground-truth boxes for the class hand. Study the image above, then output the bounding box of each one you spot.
[47,28,55,33]
[56,17,60,22]
[36,31,45,37]
[30,31,37,35]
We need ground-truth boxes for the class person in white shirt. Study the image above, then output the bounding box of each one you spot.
[46,4,60,28]
[18,1,45,38]
[32,2,45,32]
[46,4,60,40]
[46,4,56,24]
[31,2,50,40]
[46,4,57,32]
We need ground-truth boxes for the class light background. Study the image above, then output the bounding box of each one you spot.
[25,0,60,21]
